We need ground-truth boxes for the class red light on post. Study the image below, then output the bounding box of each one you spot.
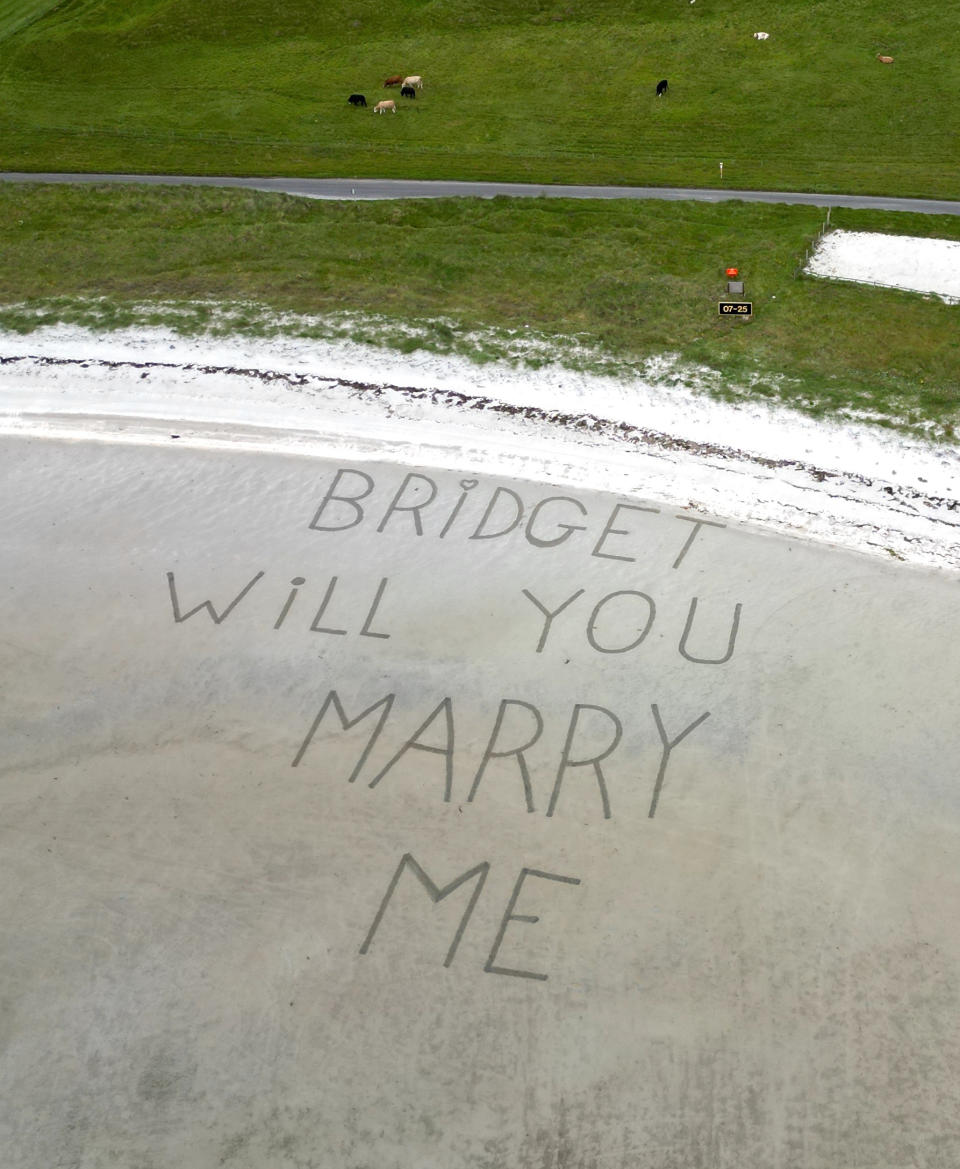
[725,267,739,278]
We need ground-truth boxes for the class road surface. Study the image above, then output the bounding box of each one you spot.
[4,171,960,214]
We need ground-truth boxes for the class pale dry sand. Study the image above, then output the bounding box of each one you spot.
[805,229,960,303]
[3,323,960,571]
[4,324,960,1168]
[4,429,960,1169]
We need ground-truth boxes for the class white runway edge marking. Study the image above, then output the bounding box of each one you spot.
[805,230,960,303]
[1,324,959,573]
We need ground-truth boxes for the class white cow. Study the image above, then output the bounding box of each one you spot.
[753,31,769,40]
[374,100,397,114]
[402,75,423,89]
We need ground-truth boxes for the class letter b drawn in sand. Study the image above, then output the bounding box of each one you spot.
[309,468,375,532]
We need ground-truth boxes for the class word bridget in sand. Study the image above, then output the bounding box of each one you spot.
[292,688,710,820]
[309,467,726,569]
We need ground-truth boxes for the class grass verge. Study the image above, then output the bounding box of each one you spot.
[1,182,958,438]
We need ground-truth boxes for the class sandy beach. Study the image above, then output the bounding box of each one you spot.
[3,325,960,1168]
[3,323,960,571]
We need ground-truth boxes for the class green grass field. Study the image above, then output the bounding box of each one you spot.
[1,1,957,435]
[3,182,958,437]
[1,0,958,196]
[0,0,60,42]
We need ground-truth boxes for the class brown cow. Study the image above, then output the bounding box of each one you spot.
[383,75,403,87]
[374,100,397,114]
[877,54,894,63]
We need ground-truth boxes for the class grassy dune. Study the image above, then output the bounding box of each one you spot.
[2,182,958,437]
[1,0,957,196]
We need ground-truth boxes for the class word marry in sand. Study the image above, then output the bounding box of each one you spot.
[310,467,726,568]
[291,688,710,820]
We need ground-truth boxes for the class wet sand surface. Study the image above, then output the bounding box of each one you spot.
[3,432,960,1168]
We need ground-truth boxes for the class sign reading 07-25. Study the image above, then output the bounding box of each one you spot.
[719,301,753,316]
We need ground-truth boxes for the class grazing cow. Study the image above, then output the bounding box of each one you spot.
[383,75,403,87]
[877,54,894,63]
[347,93,367,107]
[400,84,416,99]
[753,31,769,40]
[656,79,668,97]
[374,100,397,114]
[402,75,423,89]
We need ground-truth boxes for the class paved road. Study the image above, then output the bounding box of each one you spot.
[4,171,960,215]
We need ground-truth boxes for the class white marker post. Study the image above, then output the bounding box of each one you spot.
[719,161,723,181]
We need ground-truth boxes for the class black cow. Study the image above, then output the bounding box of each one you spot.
[400,84,416,99]
[347,93,367,107]
[656,79,668,97]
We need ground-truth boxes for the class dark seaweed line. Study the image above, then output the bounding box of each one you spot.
[4,351,959,522]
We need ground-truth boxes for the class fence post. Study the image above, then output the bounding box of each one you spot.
[794,210,833,279]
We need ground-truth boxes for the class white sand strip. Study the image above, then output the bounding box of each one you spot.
[2,324,959,573]
[805,230,960,303]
